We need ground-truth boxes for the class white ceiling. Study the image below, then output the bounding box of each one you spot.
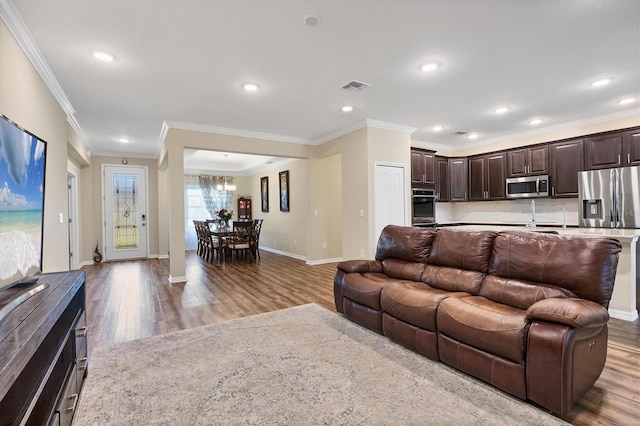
[4,0,640,171]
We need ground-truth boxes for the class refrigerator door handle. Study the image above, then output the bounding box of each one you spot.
[536,178,540,194]
[610,169,616,225]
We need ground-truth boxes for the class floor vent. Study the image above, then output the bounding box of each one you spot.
[454,131,468,135]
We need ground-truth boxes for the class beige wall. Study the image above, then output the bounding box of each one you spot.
[90,156,160,258]
[0,20,70,273]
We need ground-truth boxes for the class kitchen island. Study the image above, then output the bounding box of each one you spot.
[438,224,639,322]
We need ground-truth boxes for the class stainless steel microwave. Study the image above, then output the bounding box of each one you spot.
[506,175,550,199]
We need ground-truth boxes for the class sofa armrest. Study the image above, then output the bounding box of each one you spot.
[526,298,609,328]
[337,260,383,274]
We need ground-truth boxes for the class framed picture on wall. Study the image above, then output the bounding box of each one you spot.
[260,176,269,212]
[279,170,289,212]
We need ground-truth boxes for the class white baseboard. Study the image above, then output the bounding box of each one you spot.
[79,260,94,267]
[157,254,170,259]
[306,257,343,265]
[259,246,307,262]
[609,308,639,322]
[168,275,187,284]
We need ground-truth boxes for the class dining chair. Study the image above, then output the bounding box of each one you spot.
[226,222,253,262]
[251,219,263,259]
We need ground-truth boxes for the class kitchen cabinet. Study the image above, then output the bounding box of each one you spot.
[448,157,468,202]
[622,129,640,166]
[411,148,435,186]
[435,156,449,202]
[507,145,548,177]
[549,138,584,197]
[585,132,622,170]
[468,152,507,201]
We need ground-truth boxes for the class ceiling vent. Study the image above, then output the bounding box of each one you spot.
[453,131,468,135]
[341,80,371,91]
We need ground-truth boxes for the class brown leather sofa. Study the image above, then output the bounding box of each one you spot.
[333,225,621,415]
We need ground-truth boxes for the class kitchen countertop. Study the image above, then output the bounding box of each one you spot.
[436,223,640,242]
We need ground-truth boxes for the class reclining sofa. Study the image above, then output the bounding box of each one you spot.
[333,225,621,415]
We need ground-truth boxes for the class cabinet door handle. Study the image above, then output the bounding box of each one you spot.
[629,153,631,164]
[76,326,87,337]
[619,154,621,165]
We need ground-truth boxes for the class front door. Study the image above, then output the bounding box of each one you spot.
[103,165,148,260]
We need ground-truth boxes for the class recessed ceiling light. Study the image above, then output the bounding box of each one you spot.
[93,51,114,62]
[420,62,439,72]
[303,15,320,26]
[432,125,444,132]
[618,97,637,105]
[243,83,259,92]
[341,105,354,113]
[119,138,130,143]
[528,118,543,125]
[590,78,611,87]
[495,106,510,114]
[468,133,479,139]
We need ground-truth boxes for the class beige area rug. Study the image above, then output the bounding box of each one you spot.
[75,304,566,425]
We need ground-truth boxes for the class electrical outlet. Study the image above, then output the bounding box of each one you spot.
[360,249,365,258]
[293,239,297,245]
[322,242,327,249]
[359,209,364,217]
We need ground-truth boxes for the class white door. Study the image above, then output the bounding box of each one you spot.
[103,165,148,260]
[375,164,406,240]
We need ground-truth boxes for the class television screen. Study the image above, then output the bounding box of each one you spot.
[0,114,47,290]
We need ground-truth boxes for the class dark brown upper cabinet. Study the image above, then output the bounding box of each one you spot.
[622,129,640,166]
[585,133,623,170]
[411,148,435,186]
[507,145,548,177]
[448,157,468,202]
[469,152,507,201]
[549,138,585,197]
[435,156,449,202]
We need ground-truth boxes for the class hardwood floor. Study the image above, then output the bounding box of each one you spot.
[82,251,639,425]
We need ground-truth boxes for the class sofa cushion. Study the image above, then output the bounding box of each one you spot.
[479,275,578,310]
[380,281,468,331]
[343,273,388,310]
[421,265,485,295]
[428,229,498,272]
[375,225,436,263]
[382,259,426,281]
[437,296,529,363]
[488,231,621,306]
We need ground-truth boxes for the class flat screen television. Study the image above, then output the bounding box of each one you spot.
[0,114,47,299]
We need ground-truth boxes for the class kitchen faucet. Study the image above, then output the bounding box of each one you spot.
[530,200,536,229]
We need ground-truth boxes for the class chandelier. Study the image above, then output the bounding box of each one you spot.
[216,154,236,192]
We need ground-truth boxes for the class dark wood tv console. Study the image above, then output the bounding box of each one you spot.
[0,270,87,426]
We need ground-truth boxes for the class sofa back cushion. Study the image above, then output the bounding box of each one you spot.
[375,225,436,263]
[421,265,484,294]
[428,229,498,272]
[487,231,621,307]
[382,259,426,281]
[479,276,578,310]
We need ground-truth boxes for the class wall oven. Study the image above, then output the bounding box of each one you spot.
[412,188,436,225]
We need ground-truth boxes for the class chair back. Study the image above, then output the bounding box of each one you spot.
[233,221,253,242]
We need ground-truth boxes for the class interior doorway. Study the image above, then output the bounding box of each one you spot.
[67,172,79,270]
[102,165,148,261]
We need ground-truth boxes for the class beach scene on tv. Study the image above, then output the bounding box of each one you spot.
[0,117,46,289]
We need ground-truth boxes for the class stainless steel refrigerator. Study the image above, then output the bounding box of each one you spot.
[578,166,640,228]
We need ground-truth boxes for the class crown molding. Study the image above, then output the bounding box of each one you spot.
[0,1,75,116]
[448,108,640,151]
[365,119,416,135]
[66,114,90,149]
[163,120,308,145]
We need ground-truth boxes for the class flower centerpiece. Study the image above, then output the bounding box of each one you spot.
[217,208,233,226]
